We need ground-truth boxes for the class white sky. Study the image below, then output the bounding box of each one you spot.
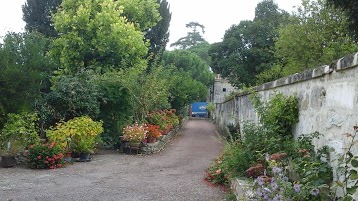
[0,0,302,47]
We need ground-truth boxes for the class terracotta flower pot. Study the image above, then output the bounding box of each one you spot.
[147,136,156,143]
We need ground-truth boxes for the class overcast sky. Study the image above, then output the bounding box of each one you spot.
[0,0,302,47]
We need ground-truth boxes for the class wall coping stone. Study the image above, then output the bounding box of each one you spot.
[220,52,358,103]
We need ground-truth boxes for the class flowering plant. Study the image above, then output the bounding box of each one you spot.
[27,142,65,169]
[147,109,179,133]
[146,124,162,138]
[122,123,148,142]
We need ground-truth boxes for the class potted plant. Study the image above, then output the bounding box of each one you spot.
[0,140,23,168]
[47,116,103,162]
[122,123,147,148]
[0,113,40,167]
[146,124,161,143]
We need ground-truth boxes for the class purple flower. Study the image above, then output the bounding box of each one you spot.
[271,182,278,190]
[293,184,300,193]
[272,166,282,174]
[310,188,320,196]
[256,176,264,186]
[273,194,284,201]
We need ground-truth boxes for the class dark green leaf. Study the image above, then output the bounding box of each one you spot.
[351,159,358,168]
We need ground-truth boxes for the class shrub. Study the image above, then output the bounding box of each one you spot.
[47,116,103,153]
[146,124,162,138]
[122,123,147,142]
[0,113,40,150]
[27,142,65,169]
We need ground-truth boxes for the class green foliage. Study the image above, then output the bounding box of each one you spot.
[274,0,358,76]
[50,0,148,75]
[145,0,172,66]
[0,113,40,150]
[187,42,211,66]
[42,74,101,123]
[209,0,289,87]
[205,141,255,186]
[170,22,207,49]
[22,0,62,37]
[0,32,54,120]
[168,70,208,112]
[94,72,132,145]
[27,142,65,169]
[118,0,160,31]
[206,102,215,112]
[327,0,358,40]
[331,127,358,200]
[47,116,103,153]
[118,66,171,122]
[250,92,299,138]
[242,122,290,158]
[163,50,214,86]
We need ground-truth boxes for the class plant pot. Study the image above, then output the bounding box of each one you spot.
[147,136,156,143]
[1,156,17,168]
[64,152,72,162]
[80,152,90,160]
[129,142,141,148]
[76,152,91,162]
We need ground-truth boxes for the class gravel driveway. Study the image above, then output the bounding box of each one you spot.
[0,119,226,201]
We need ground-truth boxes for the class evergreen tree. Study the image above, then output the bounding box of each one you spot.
[170,22,206,49]
[22,0,62,37]
[145,0,172,65]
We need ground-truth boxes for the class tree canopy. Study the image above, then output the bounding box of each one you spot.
[263,0,358,80]
[327,0,358,40]
[170,22,207,49]
[162,50,213,86]
[145,0,172,66]
[209,0,289,87]
[50,0,150,75]
[0,32,54,119]
[22,0,62,37]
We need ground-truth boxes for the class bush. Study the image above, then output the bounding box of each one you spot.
[27,142,65,169]
[47,116,103,153]
[205,141,256,186]
[0,113,40,150]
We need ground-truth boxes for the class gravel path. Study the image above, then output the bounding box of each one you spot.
[0,119,226,201]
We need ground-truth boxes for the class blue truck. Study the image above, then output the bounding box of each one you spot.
[190,102,208,118]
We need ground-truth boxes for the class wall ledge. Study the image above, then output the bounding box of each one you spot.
[221,52,358,102]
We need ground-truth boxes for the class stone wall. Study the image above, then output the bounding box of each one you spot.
[214,52,358,200]
[214,52,358,155]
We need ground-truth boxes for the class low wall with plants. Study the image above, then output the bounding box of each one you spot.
[209,52,358,200]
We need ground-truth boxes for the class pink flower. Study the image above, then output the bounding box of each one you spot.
[215,169,222,174]
[37,156,42,160]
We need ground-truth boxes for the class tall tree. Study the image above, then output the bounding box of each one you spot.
[22,0,62,37]
[209,0,289,87]
[0,32,54,117]
[170,22,207,49]
[188,42,211,65]
[145,0,172,65]
[117,0,161,31]
[50,0,150,75]
[327,0,358,40]
[273,0,358,76]
[162,50,213,86]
